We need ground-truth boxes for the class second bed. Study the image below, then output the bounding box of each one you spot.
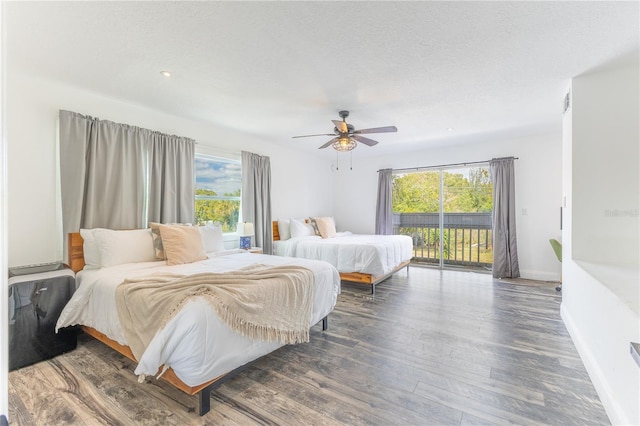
[272,220,413,293]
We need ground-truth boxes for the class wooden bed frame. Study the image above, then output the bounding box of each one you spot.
[67,232,327,416]
[272,221,410,294]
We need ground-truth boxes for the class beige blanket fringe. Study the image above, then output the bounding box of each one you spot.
[115,264,315,362]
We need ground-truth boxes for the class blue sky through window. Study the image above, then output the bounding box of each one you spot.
[195,155,241,196]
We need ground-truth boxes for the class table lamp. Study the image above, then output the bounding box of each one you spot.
[236,222,254,250]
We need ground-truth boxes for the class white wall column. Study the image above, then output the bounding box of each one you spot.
[561,61,640,426]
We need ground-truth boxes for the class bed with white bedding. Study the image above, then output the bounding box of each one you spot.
[57,230,340,415]
[273,218,413,293]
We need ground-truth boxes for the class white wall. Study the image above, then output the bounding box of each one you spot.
[332,131,563,281]
[571,64,639,266]
[1,2,9,420]
[6,69,333,266]
[561,62,640,426]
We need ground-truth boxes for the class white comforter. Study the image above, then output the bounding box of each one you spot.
[273,232,413,277]
[56,250,340,387]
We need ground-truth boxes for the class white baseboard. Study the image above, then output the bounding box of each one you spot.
[560,302,625,425]
[519,269,560,282]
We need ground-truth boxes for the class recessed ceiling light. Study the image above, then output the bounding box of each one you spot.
[447,127,454,131]
[160,70,172,77]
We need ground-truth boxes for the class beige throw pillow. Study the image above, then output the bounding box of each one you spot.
[150,222,194,260]
[159,224,208,265]
[315,216,337,239]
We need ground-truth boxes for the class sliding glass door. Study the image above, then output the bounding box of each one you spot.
[392,166,493,271]
[392,170,441,266]
[441,167,493,269]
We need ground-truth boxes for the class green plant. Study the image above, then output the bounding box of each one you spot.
[549,239,562,291]
[549,239,562,262]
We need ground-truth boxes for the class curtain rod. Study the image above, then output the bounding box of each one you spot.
[377,157,519,173]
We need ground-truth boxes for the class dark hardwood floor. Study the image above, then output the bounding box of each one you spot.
[8,266,609,425]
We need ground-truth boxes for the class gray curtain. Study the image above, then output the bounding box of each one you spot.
[59,110,195,256]
[59,110,146,235]
[147,134,195,224]
[490,157,520,278]
[241,151,272,254]
[375,168,393,235]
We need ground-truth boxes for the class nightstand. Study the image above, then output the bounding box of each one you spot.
[246,247,263,254]
[8,262,77,371]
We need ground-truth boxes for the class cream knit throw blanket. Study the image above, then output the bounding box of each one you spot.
[115,264,315,362]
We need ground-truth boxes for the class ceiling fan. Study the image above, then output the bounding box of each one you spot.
[292,110,397,151]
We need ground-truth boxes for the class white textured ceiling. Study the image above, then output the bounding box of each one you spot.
[6,1,639,158]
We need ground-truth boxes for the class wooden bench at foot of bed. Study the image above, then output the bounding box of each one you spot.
[272,221,410,294]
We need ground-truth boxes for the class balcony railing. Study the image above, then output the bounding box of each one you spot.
[393,212,493,268]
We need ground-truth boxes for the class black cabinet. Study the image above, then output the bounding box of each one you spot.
[8,263,77,371]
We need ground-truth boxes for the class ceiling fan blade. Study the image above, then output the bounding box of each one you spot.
[318,137,339,149]
[292,133,336,138]
[332,120,348,133]
[353,125,397,135]
[351,134,379,147]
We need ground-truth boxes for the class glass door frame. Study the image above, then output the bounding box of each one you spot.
[395,162,491,270]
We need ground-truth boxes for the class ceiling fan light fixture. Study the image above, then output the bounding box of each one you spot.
[292,110,397,151]
[333,136,356,152]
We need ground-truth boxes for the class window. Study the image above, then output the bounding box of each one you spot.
[392,166,493,269]
[194,154,241,232]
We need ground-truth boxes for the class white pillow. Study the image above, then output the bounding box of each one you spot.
[200,224,225,253]
[80,228,102,269]
[329,216,337,229]
[93,228,156,268]
[290,218,314,238]
[277,219,291,240]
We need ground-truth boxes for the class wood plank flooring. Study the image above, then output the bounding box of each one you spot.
[8,267,609,425]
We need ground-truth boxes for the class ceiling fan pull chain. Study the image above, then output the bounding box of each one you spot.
[336,150,339,171]
[350,150,353,170]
